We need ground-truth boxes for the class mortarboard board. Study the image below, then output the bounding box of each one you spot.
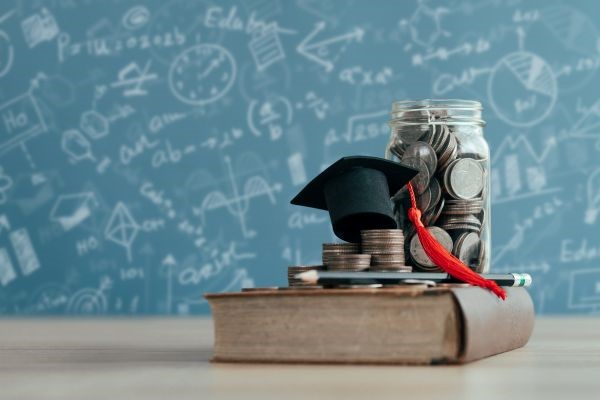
[290,156,418,242]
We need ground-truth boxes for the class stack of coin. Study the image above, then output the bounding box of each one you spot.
[390,121,488,272]
[325,254,371,271]
[287,265,324,286]
[322,243,360,266]
[360,229,411,272]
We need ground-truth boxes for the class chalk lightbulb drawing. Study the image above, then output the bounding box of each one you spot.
[584,168,600,225]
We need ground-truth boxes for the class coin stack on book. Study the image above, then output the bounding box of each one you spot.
[391,123,486,272]
[321,243,367,271]
[287,229,412,285]
[360,229,411,272]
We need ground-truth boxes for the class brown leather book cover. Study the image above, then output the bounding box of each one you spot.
[206,286,534,364]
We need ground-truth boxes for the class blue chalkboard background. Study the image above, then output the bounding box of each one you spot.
[0,0,599,315]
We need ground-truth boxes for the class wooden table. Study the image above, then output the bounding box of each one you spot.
[0,318,598,400]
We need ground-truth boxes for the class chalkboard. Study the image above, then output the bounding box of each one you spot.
[0,0,598,315]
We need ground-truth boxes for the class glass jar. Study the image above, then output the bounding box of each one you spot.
[385,99,490,273]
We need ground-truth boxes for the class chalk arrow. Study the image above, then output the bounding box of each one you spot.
[296,22,364,72]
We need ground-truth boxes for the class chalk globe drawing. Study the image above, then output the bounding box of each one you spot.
[488,51,557,128]
[168,44,236,106]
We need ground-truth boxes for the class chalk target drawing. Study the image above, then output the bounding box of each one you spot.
[168,44,236,106]
[66,278,111,315]
[487,51,557,128]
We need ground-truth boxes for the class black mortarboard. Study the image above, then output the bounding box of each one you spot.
[290,156,418,242]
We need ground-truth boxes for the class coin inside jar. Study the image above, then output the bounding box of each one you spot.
[452,232,481,268]
[445,158,484,199]
[409,226,453,270]
[400,156,430,195]
[401,141,438,177]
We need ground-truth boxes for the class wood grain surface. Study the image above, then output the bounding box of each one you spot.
[0,318,599,400]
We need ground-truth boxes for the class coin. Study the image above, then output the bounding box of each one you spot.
[326,253,371,271]
[452,232,481,268]
[322,243,360,264]
[400,156,430,195]
[447,158,484,200]
[402,141,438,178]
[409,227,453,270]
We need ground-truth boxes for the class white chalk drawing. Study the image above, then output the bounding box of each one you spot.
[243,0,282,21]
[0,30,13,78]
[61,129,96,163]
[193,156,282,238]
[297,0,338,23]
[168,44,236,106]
[9,228,40,276]
[0,11,14,78]
[567,99,600,149]
[105,202,139,262]
[0,91,47,156]
[568,269,600,311]
[325,110,388,146]
[297,91,329,119]
[20,8,59,48]
[110,61,158,97]
[249,24,286,71]
[121,5,151,31]
[247,95,293,140]
[66,277,111,315]
[287,152,307,186]
[585,169,600,225]
[491,135,560,204]
[80,110,109,140]
[488,51,558,127]
[179,268,254,311]
[0,247,16,286]
[0,166,12,204]
[296,21,364,72]
[50,192,99,231]
[399,0,450,50]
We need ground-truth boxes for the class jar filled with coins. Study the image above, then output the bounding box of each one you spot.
[385,100,490,273]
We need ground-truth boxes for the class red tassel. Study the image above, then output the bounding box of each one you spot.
[406,182,506,300]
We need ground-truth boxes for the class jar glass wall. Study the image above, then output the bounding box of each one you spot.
[386,99,490,273]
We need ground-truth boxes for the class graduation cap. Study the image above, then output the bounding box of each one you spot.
[291,156,418,242]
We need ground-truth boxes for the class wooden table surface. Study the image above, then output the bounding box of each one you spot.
[0,317,598,400]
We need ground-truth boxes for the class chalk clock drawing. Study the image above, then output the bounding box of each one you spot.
[168,44,236,106]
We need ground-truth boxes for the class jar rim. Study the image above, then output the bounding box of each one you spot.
[391,99,482,111]
[390,99,485,127]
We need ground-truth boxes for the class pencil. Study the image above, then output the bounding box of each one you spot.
[295,270,532,287]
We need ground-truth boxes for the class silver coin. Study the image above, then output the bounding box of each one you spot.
[402,141,438,178]
[453,232,481,268]
[422,198,445,227]
[448,158,484,200]
[409,227,453,269]
[426,178,441,212]
[401,156,430,195]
